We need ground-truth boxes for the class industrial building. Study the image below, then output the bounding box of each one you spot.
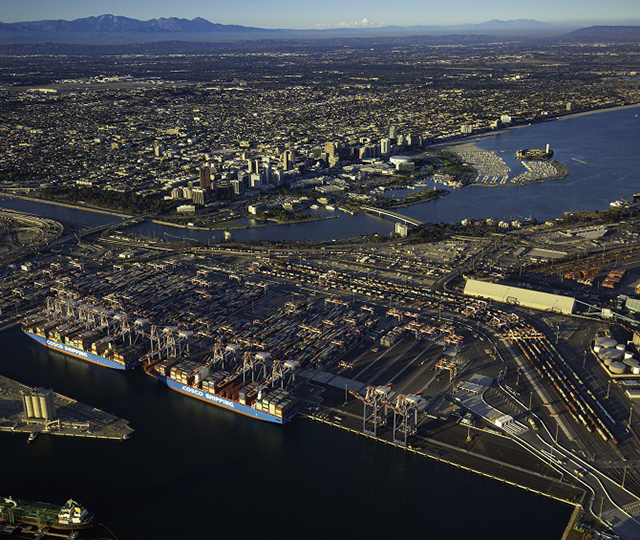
[22,388,56,421]
[463,279,576,315]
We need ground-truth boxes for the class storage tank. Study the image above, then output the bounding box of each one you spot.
[625,351,635,360]
[594,345,602,354]
[609,362,627,375]
[596,337,617,348]
[31,396,42,418]
[600,348,624,362]
[22,394,35,419]
[624,358,640,368]
[616,344,626,352]
[633,366,640,376]
[38,392,55,420]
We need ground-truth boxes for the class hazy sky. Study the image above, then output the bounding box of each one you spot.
[2,0,639,27]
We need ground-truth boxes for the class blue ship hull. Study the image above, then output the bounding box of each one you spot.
[148,369,297,425]
[24,332,137,371]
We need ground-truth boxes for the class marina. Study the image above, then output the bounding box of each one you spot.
[2,106,638,243]
[1,105,640,539]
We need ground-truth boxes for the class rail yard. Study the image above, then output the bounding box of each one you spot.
[5,208,640,539]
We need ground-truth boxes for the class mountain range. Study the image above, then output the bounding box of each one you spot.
[0,15,563,44]
[0,15,636,45]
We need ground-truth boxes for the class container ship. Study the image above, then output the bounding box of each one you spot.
[145,357,298,424]
[0,497,94,530]
[21,303,146,370]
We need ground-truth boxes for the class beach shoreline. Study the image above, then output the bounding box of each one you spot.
[431,102,640,150]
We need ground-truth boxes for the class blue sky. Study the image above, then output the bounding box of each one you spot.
[2,0,639,27]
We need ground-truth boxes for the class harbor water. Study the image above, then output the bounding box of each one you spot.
[2,106,637,538]
[1,106,639,243]
[0,328,571,539]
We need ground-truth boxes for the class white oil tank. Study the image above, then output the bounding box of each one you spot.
[616,344,626,352]
[596,337,617,349]
[633,366,640,375]
[609,362,627,375]
[600,348,624,362]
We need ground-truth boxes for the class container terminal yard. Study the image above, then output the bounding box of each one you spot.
[7,213,640,538]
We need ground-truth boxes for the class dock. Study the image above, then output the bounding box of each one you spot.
[0,374,133,441]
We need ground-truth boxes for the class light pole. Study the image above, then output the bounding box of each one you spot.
[606,380,611,400]
[629,405,634,430]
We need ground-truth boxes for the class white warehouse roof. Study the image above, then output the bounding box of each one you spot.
[463,279,575,315]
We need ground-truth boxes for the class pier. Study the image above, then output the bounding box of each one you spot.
[0,375,133,441]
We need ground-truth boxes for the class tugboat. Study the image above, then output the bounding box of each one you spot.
[0,497,94,530]
[27,432,38,444]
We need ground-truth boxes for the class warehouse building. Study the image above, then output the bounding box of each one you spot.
[463,279,576,315]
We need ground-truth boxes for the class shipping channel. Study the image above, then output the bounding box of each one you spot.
[1,106,640,244]
[0,327,571,540]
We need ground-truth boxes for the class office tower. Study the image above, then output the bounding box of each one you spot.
[198,166,211,192]
[192,188,206,205]
[324,142,336,158]
[231,179,245,195]
[283,150,295,171]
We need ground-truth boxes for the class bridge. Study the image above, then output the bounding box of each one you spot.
[360,206,424,227]
[75,214,150,240]
[3,213,152,262]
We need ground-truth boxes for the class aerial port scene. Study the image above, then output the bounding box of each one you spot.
[1,1,640,539]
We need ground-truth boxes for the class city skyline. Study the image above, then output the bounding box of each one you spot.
[1,0,639,28]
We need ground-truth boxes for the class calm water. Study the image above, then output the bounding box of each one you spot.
[1,106,639,243]
[0,329,571,539]
[2,107,635,539]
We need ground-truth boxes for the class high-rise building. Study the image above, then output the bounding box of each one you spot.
[389,126,397,139]
[324,142,336,158]
[192,188,206,206]
[154,144,165,158]
[231,179,245,195]
[566,102,572,112]
[262,159,273,184]
[250,175,262,190]
[460,124,473,135]
[380,138,390,155]
[283,150,295,171]
[198,166,211,192]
